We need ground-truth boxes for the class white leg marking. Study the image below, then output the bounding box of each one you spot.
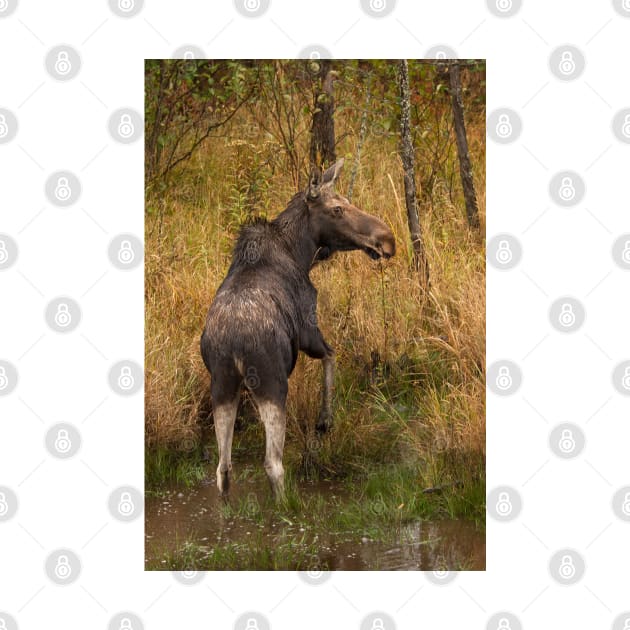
[257,400,286,499]
[214,400,238,496]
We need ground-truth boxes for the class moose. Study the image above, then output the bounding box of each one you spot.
[200,159,395,499]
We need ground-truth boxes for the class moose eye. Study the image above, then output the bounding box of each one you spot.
[333,206,344,216]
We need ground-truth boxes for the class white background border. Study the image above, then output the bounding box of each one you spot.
[1,1,629,629]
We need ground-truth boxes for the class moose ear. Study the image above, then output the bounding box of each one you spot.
[321,158,344,187]
[306,166,322,201]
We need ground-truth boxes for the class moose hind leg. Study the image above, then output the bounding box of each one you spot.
[256,399,287,500]
[317,351,335,433]
[213,399,238,496]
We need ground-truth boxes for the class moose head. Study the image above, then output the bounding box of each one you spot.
[305,158,396,261]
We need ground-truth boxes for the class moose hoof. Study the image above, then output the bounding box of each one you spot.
[316,413,332,434]
[217,470,230,496]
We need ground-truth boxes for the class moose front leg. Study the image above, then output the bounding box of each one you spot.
[317,350,335,433]
[300,324,335,433]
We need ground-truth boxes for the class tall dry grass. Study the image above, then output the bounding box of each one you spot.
[145,97,485,489]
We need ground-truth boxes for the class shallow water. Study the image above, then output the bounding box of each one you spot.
[145,475,485,571]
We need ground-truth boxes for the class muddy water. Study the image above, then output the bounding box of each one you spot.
[145,475,485,571]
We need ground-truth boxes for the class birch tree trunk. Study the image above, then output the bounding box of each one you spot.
[309,59,336,167]
[449,60,480,230]
[398,59,430,286]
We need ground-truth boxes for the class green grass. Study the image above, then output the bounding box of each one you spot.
[145,462,484,570]
[145,446,208,490]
